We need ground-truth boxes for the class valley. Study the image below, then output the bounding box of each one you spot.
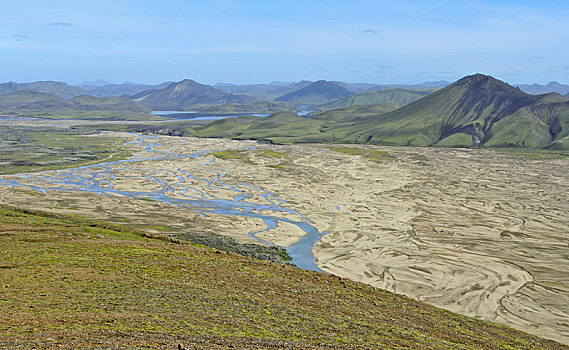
[2,130,568,344]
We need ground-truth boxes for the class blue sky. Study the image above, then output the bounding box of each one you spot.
[1,0,568,85]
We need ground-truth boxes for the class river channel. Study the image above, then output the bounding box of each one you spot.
[0,134,325,271]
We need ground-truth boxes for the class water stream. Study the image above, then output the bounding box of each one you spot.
[0,134,324,271]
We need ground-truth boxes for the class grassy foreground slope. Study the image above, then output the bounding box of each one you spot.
[0,204,565,349]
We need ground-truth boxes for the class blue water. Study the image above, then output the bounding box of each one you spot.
[0,134,324,272]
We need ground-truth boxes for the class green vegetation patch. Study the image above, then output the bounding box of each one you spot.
[210,150,253,163]
[0,127,131,175]
[0,204,565,349]
[491,148,569,160]
[257,149,287,158]
[175,232,292,264]
[329,146,391,162]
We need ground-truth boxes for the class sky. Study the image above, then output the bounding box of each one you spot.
[1,0,569,85]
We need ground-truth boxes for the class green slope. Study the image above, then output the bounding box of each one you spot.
[317,88,437,111]
[195,101,297,113]
[1,204,565,349]
[191,104,395,144]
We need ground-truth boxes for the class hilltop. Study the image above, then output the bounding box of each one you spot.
[275,80,353,104]
[0,81,86,100]
[0,204,565,349]
[131,79,254,110]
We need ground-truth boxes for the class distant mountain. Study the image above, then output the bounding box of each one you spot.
[0,90,151,120]
[79,79,112,87]
[131,79,254,110]
[0,90,65,108]
[367,80,450,91]
[0,81,86,100]
[317,88,436,111]
[190,74,569,150]
[67,95,149,113]
[80,82,174,98]
[214,81,312,100]
[344,83,378,92]
[274,80,353,104]
[517,81,569,95]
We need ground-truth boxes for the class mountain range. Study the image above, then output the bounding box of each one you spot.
[2,76,569,149]
[0,90,150,120]
[517,81,569,95]
[187,74,569,150]
[80,81,174,97]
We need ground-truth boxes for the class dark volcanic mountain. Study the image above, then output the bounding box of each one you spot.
[274,80,353,104]
[0,81,86,99]
[131,79,254,110]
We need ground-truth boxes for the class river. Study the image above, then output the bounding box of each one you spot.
[0,133,324,271]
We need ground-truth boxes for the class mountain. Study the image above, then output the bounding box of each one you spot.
[80,81,174,97]
[317,88,437,111]
[214,81,313,100]
[367,80,451,91]
[315,74,569,148]
[189,74,569,150]
[0,90,151,120]
[0,81,86,99]
[131,79,254,110]
[79,79,112,86]
[274,80,353,104]
[517,81,569,95]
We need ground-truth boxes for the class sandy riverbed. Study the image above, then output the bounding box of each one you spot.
[1,132,568,344]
